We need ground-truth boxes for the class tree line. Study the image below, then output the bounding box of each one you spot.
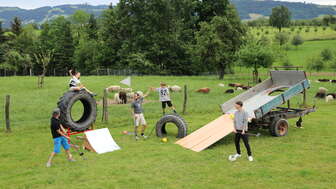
[1,2,326,80]
[0,0,248,79]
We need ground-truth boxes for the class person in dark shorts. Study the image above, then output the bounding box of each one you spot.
[155,82,177,115]
[229,101,254,162]
[46,108,75,167]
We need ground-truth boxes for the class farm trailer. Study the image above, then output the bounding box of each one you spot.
[177,70,316,152]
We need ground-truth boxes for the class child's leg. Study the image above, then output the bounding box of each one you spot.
[61,136,73,160]
[167,101,177,113]
[47,152,56,165]
[162,102,166,115]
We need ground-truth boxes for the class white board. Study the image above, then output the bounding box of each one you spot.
[85,128,121,154]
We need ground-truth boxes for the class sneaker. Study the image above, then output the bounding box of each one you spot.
[142,135,148,139]
[228,154,241,161]
[233,154,241,159]
[248,156,254,162]
[46,162,51,168]
[68,159,76,162]
[135,136,139,140]
[90,93,97,97]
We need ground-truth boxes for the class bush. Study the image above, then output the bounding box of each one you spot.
[320,49,334,61]
[291,34,304,49]
[274,32,289,46]
[305,28,310,32]
[323,27,327,31]
[265,30,269,35]
[307,56,324,72]
[314,28,318,32]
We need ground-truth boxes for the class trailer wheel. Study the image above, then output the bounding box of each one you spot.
[270,119,289,137]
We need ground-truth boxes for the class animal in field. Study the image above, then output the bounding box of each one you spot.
[197,88,210,94]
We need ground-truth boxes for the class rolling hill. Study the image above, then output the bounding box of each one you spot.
[0,1,335,28]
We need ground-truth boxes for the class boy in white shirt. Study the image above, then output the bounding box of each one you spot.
[155,82,177,115]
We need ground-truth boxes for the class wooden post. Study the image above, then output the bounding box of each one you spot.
[5,95,11,132]
[102,89,108,123]
[182,85,188,115]
[303,89,307,107]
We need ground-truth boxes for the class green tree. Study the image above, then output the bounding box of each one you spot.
[0,21,6,43]
[330,58,336,76]
[86,14,98,40]
[320,48,334,61]
[11,17,22,36]
[73,38,100,74]
[291,34,304,49]
[46,17,75,74]
[269,6,291,32]
[307,56,324,73]
[238,38,275,83]
[275,32,289,46]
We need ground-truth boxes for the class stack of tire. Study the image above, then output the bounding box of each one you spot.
[57,90,97,131]
[155,114,188,138]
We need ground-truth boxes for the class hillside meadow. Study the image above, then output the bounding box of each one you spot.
[0,74,335,189]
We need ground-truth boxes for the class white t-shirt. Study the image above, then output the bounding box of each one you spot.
[69,76,81,88]
[156,87,170,102]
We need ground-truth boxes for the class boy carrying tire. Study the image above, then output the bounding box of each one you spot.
[46,108,75,167]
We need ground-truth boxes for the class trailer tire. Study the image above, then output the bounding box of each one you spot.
[156,114,187,138]
[57,90,97,131]
[270,119,289,137]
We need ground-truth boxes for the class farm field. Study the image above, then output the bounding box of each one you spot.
[249,26,336,41]
[0,75,335,189]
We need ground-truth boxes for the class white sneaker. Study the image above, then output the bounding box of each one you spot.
[248,156,254,162]
[228,154,241,161]
[142,135,148,139]
[46,162,51,168]
[135,136,139,140]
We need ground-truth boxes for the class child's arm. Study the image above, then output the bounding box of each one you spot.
[69,70,73,77]
[143,89,151,98]
[57,128,70,140]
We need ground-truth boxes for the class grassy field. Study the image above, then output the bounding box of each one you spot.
[249,26,336,41]
[0,75,335,189]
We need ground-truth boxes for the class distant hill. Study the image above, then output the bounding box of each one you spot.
[232,0,336,20]
[0,1,335,28]
[0,4,108,28]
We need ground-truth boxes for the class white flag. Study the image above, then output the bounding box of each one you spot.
[120,76,131,87]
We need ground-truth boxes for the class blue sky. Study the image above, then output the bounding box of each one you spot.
[0,0,335,9]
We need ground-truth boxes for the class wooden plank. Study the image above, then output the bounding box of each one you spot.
[175,115,228,146]
[176,114,234,151]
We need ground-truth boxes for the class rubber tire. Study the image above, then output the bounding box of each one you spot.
[156,114,187,138]
[270,119,289,137]
[57,90,97,131]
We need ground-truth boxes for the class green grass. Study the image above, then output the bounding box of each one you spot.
[249,26,336,41]
[283,40,336,69]
[0,75,335,189]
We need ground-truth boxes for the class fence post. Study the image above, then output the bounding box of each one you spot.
[102,89,108,123]
[5,95,11,132]
[182,85,188,115]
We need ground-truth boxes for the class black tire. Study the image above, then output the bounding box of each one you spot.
[57,90,97,131]
[156,114,187,138]
[270,119,289,137]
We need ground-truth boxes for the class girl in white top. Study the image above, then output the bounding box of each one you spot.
[68,70,96,96]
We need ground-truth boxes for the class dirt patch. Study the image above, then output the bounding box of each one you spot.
[97,99,158,106]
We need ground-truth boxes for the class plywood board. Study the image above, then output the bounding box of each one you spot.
[85,128,121,154]
[176,114,234,152]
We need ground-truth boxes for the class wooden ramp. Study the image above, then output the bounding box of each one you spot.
[175,114,234,152]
